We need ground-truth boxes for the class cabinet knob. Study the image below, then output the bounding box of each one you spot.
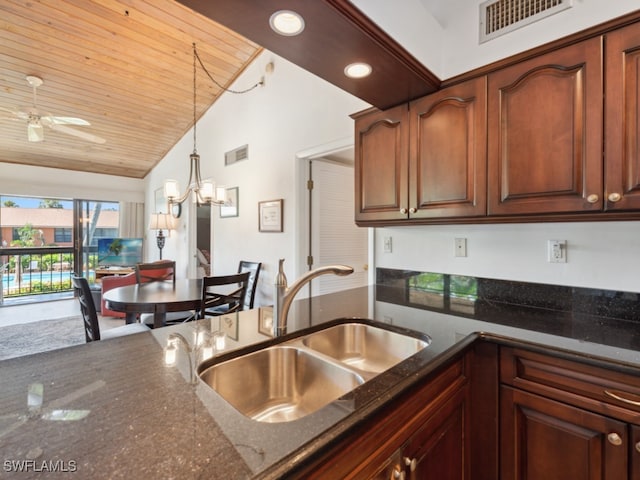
[404,457,417,472]
[392,465,405,479]
[636,442,640,454]
[400,208,408,214]
[607,432,623,446]
[607,192,622,203]
[586,194,599,204]
[409,207,417,214]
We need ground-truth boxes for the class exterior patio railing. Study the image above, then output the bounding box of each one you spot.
[0,246,97,304]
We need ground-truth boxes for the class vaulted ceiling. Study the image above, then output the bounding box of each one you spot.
[0,0,262,179]
[0,0,440,179]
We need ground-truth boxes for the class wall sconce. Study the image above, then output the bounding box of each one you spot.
[149,213,175,260]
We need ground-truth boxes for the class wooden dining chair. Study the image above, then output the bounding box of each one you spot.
[200,271,251,319]
[72,276,149,342]
[135,260,176,285]
[135,260,195,326]
[205,261,262,316]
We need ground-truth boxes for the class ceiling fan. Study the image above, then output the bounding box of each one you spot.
[0,75,106,144]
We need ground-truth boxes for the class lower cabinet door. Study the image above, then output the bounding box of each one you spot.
[632,425,640,480]
[403,385,469,480]
[500,386,628,480]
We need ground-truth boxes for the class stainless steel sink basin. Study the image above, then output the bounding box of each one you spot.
[199,345,364,423]
[301,323,430,374]
[198,322,430,423]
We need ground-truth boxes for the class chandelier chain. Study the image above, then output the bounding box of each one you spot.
[193,43,263,96]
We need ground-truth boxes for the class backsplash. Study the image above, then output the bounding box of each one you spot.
[376,268,640,323]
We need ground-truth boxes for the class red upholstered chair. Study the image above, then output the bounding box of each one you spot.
[100,272,136,317]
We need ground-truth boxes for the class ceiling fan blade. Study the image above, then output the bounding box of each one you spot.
[49,124,106,144]
[0,106,27,120]
[42,115,90,126]
[28,122,44,142]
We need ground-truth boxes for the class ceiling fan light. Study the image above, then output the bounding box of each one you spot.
[269,10,305,36]
[27,122,44,142]
[344,62,372,79]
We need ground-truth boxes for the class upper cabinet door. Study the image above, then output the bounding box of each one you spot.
[487,37,603,216]
[409,76,487,219]
[354,105,409,223]
[605,22,640,211]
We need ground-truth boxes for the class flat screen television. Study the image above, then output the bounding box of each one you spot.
[97,238,143,267]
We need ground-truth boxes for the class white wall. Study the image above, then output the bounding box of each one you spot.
[0,163,144,203]
[353,0,640,79]
[375,222,640,293]
[145,51,368,305]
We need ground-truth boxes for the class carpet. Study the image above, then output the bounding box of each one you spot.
[0,316,85,361]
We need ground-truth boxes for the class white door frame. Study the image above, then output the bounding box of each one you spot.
[295,137,375,288]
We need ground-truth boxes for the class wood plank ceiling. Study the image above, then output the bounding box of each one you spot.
[0,0,262,179]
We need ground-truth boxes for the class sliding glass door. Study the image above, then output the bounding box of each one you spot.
[74,200,119,285]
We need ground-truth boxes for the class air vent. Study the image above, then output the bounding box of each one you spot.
[225,144,248,166]
[480,0,572,43]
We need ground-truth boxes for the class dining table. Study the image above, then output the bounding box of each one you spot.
[103,279,203,328]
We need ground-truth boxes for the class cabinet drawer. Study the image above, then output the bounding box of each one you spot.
[501,346,640,422]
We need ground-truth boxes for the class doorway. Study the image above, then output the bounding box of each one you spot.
[297,138,371,298]
[189,203,211,278]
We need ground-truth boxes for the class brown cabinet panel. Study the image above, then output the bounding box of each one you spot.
[488,37,603,215]
[501,346,640,422]
[500,386,628,480]
[354,104,409,222]
[605,22,640,211]
[298,357,469,479]
[410,77,487,218]
[632,425,640,480]
[404,386,469,480]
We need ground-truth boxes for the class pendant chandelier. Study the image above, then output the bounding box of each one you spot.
[164,43,262,209]
[164,43,223,207]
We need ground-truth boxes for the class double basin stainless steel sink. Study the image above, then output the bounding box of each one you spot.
[198,322,430,423]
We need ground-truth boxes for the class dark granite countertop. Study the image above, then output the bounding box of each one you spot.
[1,280,639,479]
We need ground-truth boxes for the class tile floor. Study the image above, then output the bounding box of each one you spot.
[0,297,125,331]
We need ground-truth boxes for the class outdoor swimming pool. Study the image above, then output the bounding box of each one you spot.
[1,271,94,289]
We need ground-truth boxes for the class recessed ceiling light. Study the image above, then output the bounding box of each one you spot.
[269,10,305,36]
[344,62,372,79]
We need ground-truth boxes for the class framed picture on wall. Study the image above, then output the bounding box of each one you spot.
[220,187,239,218]
[258,199,283,232]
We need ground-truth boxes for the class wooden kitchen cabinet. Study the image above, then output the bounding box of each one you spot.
[295,355,471,479]
[407,76,487,220]
[487,36,604,216]
[500,346,640,480]
[353,104,409,223]
[353,18,640,224]
[353,77,486,225]
[604,21,640,211]
[500,386,627,480]
[401,385,468,479]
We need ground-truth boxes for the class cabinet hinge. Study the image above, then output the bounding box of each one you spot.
[307,179,314,190]
[307,255,313,267]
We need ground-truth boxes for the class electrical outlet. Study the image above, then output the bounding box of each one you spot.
[383,236,392,253]
[454,238,467,257]
[548,240,567,263]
